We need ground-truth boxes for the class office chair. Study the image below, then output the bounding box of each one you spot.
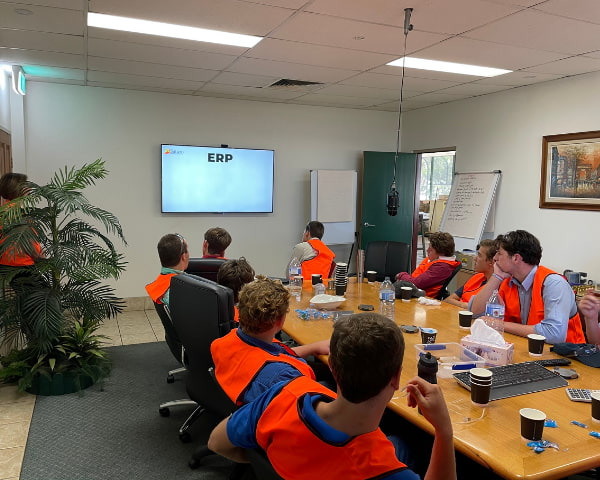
[167,273,234,443]
[435,264,463,300]
[153,302,185,383]
[155,301,198,426]
[364,241,411,282]
[185,257,228,282]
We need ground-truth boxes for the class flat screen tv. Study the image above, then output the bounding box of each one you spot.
[161,144,274,213]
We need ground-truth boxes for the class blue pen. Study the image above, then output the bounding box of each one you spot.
[451,363,476,370]
[590,431,600,439]
[571,420,588,429]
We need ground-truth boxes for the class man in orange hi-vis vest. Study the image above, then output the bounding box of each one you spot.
[145,233,189,307]
[286,221,335,282]
[470,230,585,345]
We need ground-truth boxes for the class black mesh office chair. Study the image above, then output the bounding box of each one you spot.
[364,241,411,282]
[185,257,228,282]
[155,301,198,428]
[435,264,463,300]
[167,273,234,442]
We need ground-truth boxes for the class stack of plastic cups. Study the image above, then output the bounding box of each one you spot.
[334,263,348,296]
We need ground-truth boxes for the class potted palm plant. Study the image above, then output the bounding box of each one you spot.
[0,160,127,394]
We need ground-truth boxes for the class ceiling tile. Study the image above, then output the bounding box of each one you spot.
[88,38,237,70]
[270,12,450,56]
[0,3,82,35]
[465,9,600,55]
[200,82,305,99]
[533,0,600,25]
[210,71,278,87]
[411,36,566,70]
[472,70,564,86]
[87,56,218,82]
[88,70,205,90]
[315,84,399,102]
[0,28,83,54]
[0,47,84,68]
[522,55,600,75]
[247,38,397,71]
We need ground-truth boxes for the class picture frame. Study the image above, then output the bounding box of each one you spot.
[540,130,600,211]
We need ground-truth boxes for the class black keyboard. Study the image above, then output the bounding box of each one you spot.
[453,361,568,401]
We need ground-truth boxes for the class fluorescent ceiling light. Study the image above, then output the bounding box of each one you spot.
[87,12,262,48]
[387,57,511,77]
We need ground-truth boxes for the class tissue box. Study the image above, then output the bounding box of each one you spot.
[415,343,486,378]
[460,335,514,366]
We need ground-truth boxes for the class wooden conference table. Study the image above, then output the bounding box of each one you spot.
[282,279,600,480]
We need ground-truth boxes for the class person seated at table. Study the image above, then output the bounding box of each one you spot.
[579,290,600,345]
[217,257,255,324]
[444,239,497,309]
[211,275,330,406]
[208,313,456,480]
[470,230,585,344]
[287,220,335,281]
[396,232,460,298]
[145,233,189,307]
[202,227,231,259]
[0,172,42,268]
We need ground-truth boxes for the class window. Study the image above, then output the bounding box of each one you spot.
[419,151,455,201]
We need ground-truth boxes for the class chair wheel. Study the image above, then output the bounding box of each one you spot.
[179,431,192,443]
[159,407,170,417]
[167,375,175,383]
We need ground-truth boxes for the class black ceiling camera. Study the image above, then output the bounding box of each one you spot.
[387,182,399,216]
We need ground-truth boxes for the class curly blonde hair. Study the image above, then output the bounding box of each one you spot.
[238,275,290,334]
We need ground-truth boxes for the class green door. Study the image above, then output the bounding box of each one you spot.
[361,151,419,269]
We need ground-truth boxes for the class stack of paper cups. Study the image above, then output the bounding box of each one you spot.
[334,263,348,295]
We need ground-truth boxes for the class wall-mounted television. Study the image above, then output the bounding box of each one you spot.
[161,144,274,213]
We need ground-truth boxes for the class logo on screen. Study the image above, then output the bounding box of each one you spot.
[164,148,183,155]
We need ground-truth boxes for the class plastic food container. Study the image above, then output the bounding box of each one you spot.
[415,343,486,378]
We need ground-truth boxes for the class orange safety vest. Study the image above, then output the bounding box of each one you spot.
[233,305,239,324]
[412,257,461,298]
[0,206,42,266]
[211,329,316,405]
[460,273,487,303]
[499,265,585,344]
[145,273,177,304]
[255,376,409,480]
[301,238,335,282]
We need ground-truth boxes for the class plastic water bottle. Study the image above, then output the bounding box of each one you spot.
[288,257,301,282]
[379,277,395,320]
[485,289,505,334]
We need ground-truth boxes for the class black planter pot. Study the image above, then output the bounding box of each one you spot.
[26,372,95,396]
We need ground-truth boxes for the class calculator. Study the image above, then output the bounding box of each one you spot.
[565,388,600,403]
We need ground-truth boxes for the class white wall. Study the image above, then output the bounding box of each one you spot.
[23,83,397,297]
[403,71,600,283]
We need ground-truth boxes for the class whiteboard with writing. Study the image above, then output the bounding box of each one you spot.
[439,171,501,252]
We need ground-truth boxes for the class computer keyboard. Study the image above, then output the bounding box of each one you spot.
[453,361,568,401]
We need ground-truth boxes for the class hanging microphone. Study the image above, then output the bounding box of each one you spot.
[404,8,413,35]
[387,182,399,216]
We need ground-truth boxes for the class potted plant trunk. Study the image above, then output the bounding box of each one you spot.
[0,160,127,394]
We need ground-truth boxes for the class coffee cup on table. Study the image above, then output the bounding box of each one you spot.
[520,408,546,441]
[458,311,473,329]
[469,368,492,407]
[592,392,600,423]
[527,334,546,357]
[400,286,412,302]
[420,328,437,344]
[367,271,377,283]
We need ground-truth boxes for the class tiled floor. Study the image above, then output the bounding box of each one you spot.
[0,308,161,480]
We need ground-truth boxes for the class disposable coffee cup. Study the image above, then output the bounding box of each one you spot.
[471,381,492,407]
[311,274,322,285]
[592,392,600,423]
[420,328,437,344]
[400,286,412,302]
[527,334,546,357]
[458,311,473,329]
[520,408,546,441]
[335,284,346,296]
[367,271,377,283]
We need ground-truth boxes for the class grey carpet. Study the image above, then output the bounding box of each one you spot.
[20,342,235,480]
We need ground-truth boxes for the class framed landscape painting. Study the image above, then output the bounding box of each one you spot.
[540,130,600,211]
